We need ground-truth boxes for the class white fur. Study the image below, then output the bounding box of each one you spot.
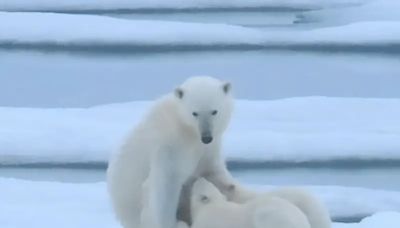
[106,76,252,228]
[264,188,332,228]
[224,185,332,228]
[190,178,311,228]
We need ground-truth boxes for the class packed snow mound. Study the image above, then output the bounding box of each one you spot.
[0,0,366,12]
[1,12,400,50]
[0,178,399,227]
[0,97,400,165]
[0,12,265,45]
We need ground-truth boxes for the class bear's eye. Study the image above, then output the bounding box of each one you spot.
[200,195,209,203]
[192,112,199,117]
[211,110,218,116]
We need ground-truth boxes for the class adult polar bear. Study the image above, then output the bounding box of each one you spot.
[107,76,331,228]
[107,76,249,228]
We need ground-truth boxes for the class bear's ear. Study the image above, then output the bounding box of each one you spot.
[174,88,184,99]
[227,184,235,192]
[222,82,231,94]
[200,195,210,204]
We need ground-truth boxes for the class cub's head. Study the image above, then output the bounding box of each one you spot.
[191,178,226,215]
[174,76,233,144]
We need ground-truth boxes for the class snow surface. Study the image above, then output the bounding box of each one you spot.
[335,212,400,228]
[1,177,400,227]
[297,0,400,25]
[0,12,265,46]
[0,0,365,11]
[350,212,400,228]
[1,12,400,48]
[1,97,399,165]
[0,178,118,228]
[256,185,400,219]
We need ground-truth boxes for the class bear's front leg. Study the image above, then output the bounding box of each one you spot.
[141,149,186,228]
[204,159,258,204]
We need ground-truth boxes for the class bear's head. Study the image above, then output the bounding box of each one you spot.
[191,178,226,216]
[174,76,233,145]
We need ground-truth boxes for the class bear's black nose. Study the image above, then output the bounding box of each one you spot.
[201,136,213,144]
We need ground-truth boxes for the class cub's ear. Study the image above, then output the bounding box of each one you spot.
[174,88,184,99]
[222,82,231,94]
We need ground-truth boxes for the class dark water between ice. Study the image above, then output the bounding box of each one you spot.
[1,164,400,191]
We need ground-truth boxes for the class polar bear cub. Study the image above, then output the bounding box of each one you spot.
[261,187,331,228]
[190,178,311,228]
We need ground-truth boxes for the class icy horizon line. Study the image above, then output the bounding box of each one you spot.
[2,158,400,170]
[1,6,311,14]
[1,42,400,55]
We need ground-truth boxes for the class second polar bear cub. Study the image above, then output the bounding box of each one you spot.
[189,178,311,228]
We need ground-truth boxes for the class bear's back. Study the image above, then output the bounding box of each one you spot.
[250,197,311,228]
[192,203,246,228]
